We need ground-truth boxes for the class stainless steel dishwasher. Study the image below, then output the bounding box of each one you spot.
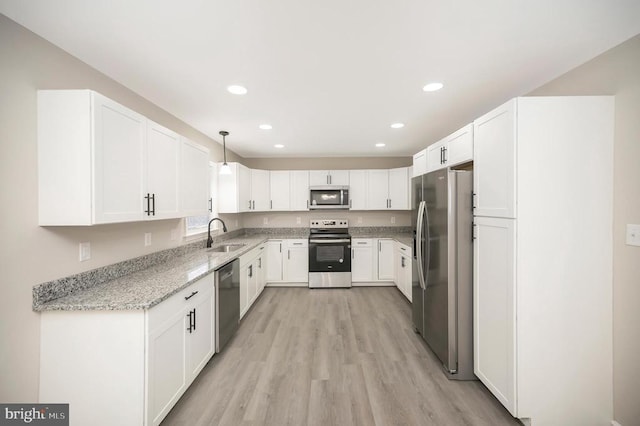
[215,258,240,353]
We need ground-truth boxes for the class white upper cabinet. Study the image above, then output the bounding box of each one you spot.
[250,169,270,211]
[364,167,410,210]
[218,163,249,213]
[146,121,181,220]
[426,139,448,173]
[348,170,367,210]
[37,90,210,225]
[367,170,390,210]
[290,170,310,211]
[180,138,210,217]
[473,100,516,218]
[269,171,291,211]
[388,167,410,210]
[309,170,349,186]
[412,148,427,177]
[446,124,474,167]
[425,124,474,174]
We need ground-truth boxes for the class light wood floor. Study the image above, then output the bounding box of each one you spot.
[161,287,520,426]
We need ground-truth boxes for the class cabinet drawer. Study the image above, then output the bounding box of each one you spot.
[395,241,412,257]
[285,239,308,248]
[352,238,373,247]
[148,274,214,333]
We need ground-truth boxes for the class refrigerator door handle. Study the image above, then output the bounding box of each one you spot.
[416,200,426,290]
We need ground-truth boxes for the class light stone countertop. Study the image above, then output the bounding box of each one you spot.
[35,236,271,312]
[34,229,412,312]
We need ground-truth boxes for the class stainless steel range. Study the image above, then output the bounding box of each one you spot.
[308,219,352,288]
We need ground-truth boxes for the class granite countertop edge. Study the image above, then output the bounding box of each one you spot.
[34,228,412,312]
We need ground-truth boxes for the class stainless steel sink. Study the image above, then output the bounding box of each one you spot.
[208,244,245,253]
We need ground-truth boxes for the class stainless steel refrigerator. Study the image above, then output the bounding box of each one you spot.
[412,168,475,380]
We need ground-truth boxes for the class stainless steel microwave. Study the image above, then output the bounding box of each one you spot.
[309,186,349,210]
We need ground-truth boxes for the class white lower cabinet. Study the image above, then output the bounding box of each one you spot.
[239,243,267,318]
[351,238,374,282]
[351,238,397,285]
[39,274,216,426]
[266,239,308,285]
[394,242,412,302]
[377,239,395,281]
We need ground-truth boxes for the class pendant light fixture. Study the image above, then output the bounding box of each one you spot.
[218,130,231,175]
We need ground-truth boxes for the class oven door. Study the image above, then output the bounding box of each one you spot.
[308,238,352,273]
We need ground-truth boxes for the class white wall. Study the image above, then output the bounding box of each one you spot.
[0,15,244,401]
[528,34,640,426]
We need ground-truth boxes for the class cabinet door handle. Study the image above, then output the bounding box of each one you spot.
[443,146,447,163]
[258,257,262,268]
[144,193,150,216]
[352,249,354,259]
[306,200,309,209]
[249,264,253,278]
[378,241,381,252]
[253,200,255,210]
[279,243,282,253]
[209,198,213,212]
[193,308,196,331]
[472,192,476,210]
[389,199,392,209]
[288,249,290,260]
[472,223,477,242]
[270,200,273,209]
[401,257,405,268]
[151,193,156,216]
[248,200,252,210]
[184,290,198,301]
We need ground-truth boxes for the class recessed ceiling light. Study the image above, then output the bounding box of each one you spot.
[375,143,386,147]
[390,123,405,129]
[274,144,284,149]
[227,85,247,95]
[423,82,444,92]
[259,124,273,130]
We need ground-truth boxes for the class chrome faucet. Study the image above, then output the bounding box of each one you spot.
[206,218,228,248]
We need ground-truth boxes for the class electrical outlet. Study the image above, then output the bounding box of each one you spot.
[296,217,301,225]
[263,217,269,225]
[626,224,640,246]
[391,216,396,224]
[145,233,152,247]
[79,242,91,262]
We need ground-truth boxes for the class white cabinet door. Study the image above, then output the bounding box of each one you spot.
[146,121,180,220]
[147,310,188,426]
[426,139,448,173]
[473,100,516,219]
[309,170,330,186]
[284,240,309,282]
[329,170,349,185]
[400,253,411,301]
[388,167,409,210]
[349,170,367,210]
[256,249,266,293]
[180,139,210,217]
[309,170,349,185]
[251,169,270,211]
[473,216,516,415]
[93,92,146,224]
[377,239,395,280]
[238,164,252,212]
[290,170,310,210]
[186,284,214,381]
[413,149,427,177]
[270,171,290,210]
[352,239,373,282]
[367,170,389,210]
[266,240,284,282]
[239,261,251,318]
[447,124,474,167]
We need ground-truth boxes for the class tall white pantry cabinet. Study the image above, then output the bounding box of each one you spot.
[473,97,613,426]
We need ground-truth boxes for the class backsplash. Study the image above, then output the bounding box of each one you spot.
[242,211,411,228]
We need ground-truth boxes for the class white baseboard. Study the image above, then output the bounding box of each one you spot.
[612,420,622,426]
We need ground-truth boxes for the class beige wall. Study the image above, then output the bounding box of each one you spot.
[243,156,412,170]
[528,35,640,425]
[243,211,411,228]
[0,15,243,401]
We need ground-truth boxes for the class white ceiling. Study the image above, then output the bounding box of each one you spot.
[2,1,640,158]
